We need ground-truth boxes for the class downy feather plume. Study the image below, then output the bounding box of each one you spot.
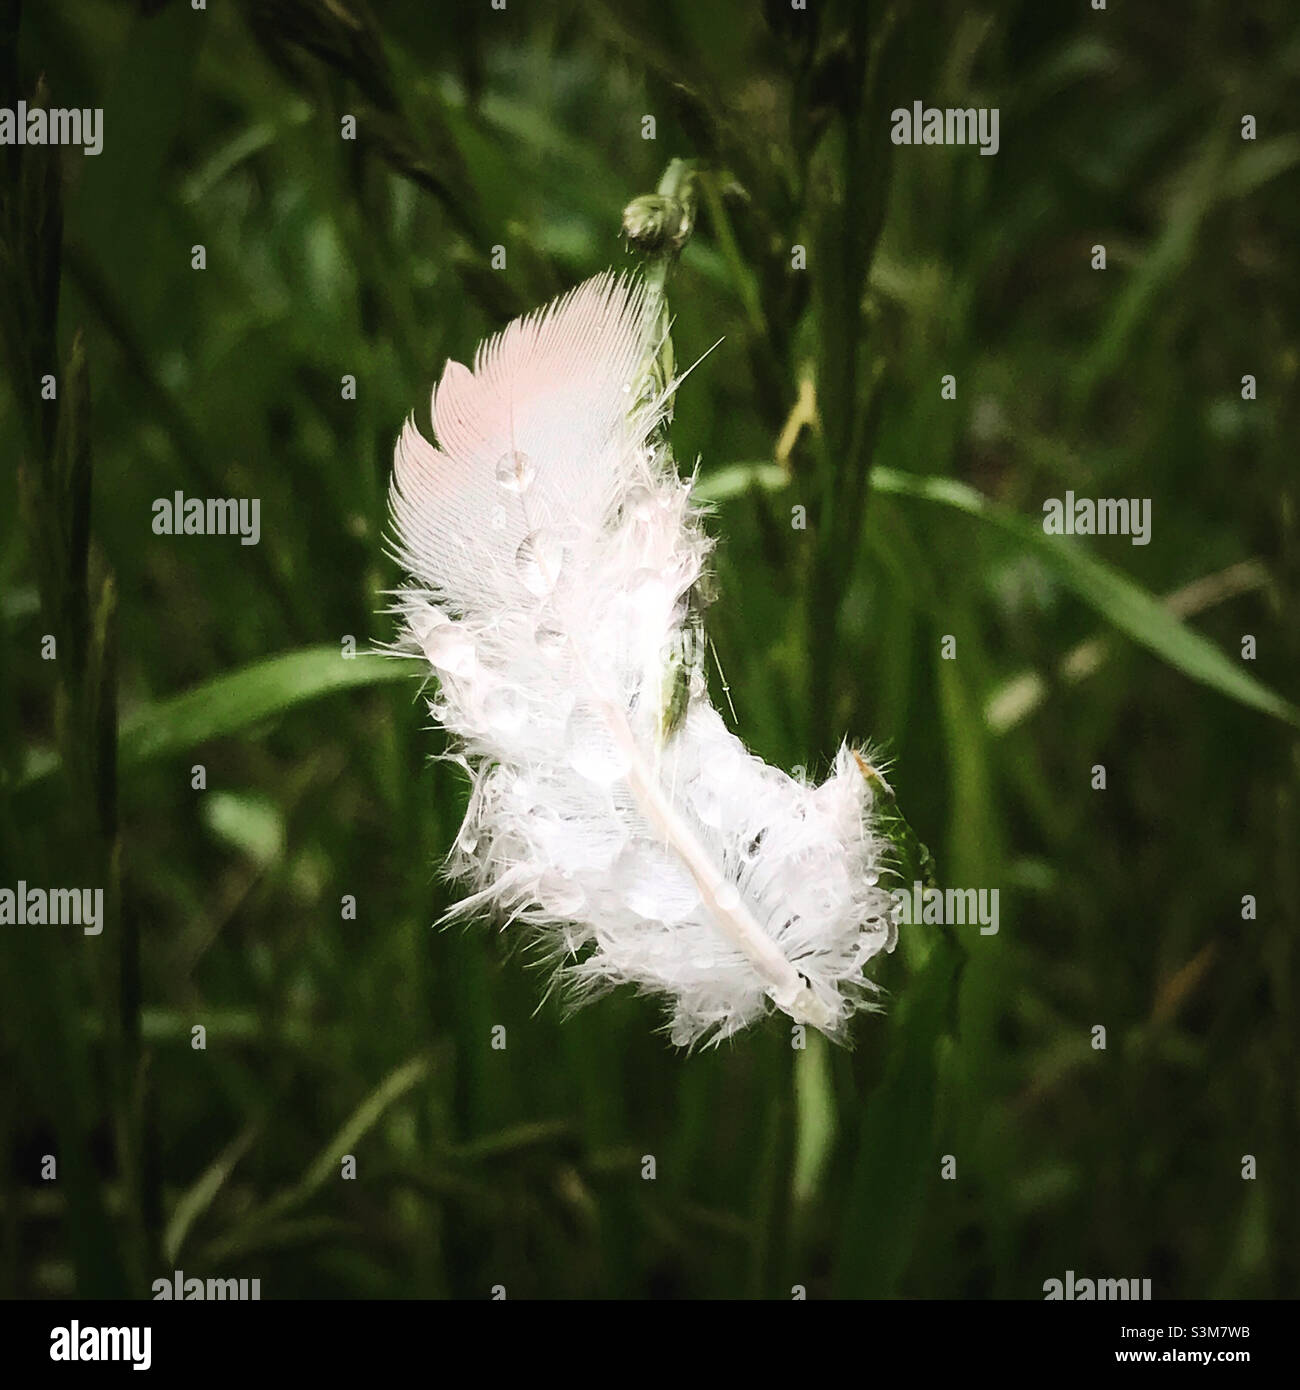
[387,271,897,1046]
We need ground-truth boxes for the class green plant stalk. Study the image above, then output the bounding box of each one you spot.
[626,159,812,1291]
[623,155,698,422]
[4,67,145,1292]
[751,1027,797,1297]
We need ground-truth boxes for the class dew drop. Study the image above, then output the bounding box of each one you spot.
[483,687,524,734]
[623,485,658,521]
[495,449,536,494]
[408,606,445,643]
[422,623,477,677]
[715,881,741,913]
[565,705,629,784]
[614,845,681,920]
[534,622,567,660]
[691,783,724,829]
[516,530,564,596]
[624,884,660,920]
[538,870,586,916]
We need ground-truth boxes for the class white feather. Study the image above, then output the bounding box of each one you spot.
[388,271,897,1046]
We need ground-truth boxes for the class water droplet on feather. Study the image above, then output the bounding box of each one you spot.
[495,450,535,494]
[422,624,477,677]
[516,531,563,596]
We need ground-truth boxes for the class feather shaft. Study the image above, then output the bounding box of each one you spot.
[599,692,835,1028]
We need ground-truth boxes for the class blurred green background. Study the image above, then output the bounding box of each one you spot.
[2,0,1298,1299]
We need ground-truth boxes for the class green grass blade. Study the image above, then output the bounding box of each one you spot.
[119,647,419,766]
[201,1056,430,1266]
[163,1126,258,1265]
[20,646,417,788]
[702,464,1298,727]
[833,942,960,1297]
[873,471,1299,728]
